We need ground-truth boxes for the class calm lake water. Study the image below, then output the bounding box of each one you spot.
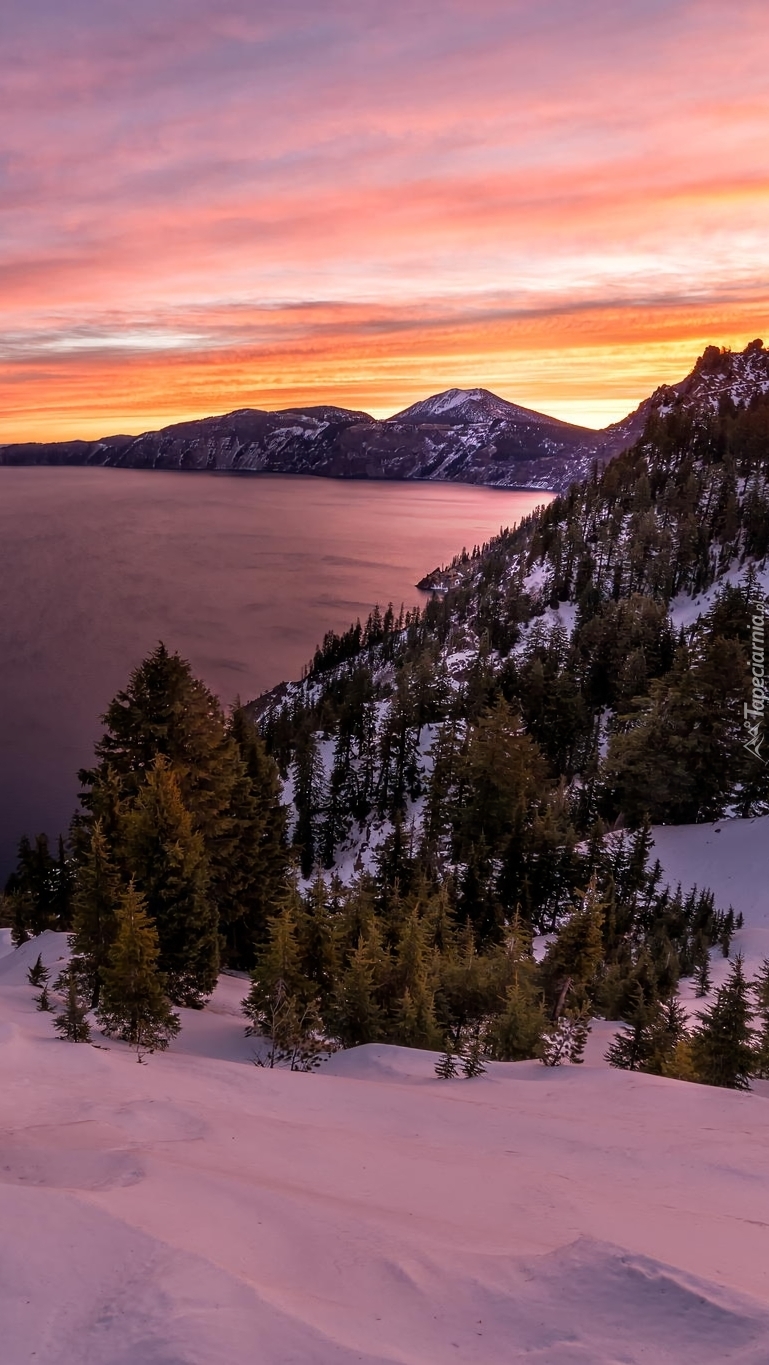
[0,468,548,877]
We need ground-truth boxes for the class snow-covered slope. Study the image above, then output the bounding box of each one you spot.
[1,980,769,1363]
[2,815,769,1365]
[652,816,769,992]
[389,387,567,427]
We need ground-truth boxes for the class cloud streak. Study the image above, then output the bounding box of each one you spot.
[1,0,768,437]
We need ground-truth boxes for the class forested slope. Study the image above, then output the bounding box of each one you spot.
[5,366,769,1082]
[256,384,769,890]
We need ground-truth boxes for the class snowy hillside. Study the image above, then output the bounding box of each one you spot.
[2,912,769,1364]
[659,338,769,417]
[388,386,567,427]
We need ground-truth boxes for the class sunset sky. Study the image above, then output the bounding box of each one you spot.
[2,0,768,441]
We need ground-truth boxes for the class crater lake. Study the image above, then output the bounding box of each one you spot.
[0,468,549,876]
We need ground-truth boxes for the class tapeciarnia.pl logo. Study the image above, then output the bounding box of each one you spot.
[744,601,768,762]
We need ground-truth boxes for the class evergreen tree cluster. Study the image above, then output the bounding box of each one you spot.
[4,643,292,1051]
[255,397,769,904]
[5,391,768,1082]
[607,955,769,1092]
[235,399,769,1077]
[4,834,73,944]
[71,644,290,1003]
[236,825,736,1073]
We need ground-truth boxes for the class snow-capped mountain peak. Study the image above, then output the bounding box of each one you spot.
[388,387,556,426]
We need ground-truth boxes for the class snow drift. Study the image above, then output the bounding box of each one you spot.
[2,815,769,1362]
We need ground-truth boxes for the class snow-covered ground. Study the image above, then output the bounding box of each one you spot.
[652,815,769,990]
[2,820,769,1364]
[668,560,769,631]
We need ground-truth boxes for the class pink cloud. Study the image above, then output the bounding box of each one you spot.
[1,0,768,437]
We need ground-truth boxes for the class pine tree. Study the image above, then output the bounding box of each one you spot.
[333,874,378,962]
[691,955,756,1090]
[53,969,91,1043]
[27,954,49,988]
[436,919,493,1043]
[96,881,180,1060]
[6,890,33,946]
[390,908,440,1048]
[485,910,546,1060]
[541,876,605,1016]
[69,820,121,1007]
[605,988,658,1071]
[223,707,290,969]
[82,642,240,837]
[539,1011,590,1066]
[245,894,306,1004]
[5,833,72,939]
[329,925,386,1047]
[80,643,247,934]
[35,984,52,1012]
[245,979,326,1070]
[461,1032,487,1077]
[646,995,691,1075]
[456,839,502,945]
[487,982,546,1061]
[123,757,218,1007]
[320,732,354,869]
[435,1040,459,1078]
[292,733,325,878]
[568,1012,591,1064]
[453,698,546,864]
[395,981,440,1049]
[694,949,712,997]
[242,894,319,1051]
[751,958,769,1079]
[661,1036,700,1082]
[298,873,339,1006]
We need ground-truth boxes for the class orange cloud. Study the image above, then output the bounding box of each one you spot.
[1,0,768,440]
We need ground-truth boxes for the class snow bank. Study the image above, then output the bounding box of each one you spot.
[0,929,70,984]
[3,940,769,1362]
[322,1040,440,1081]
[1,816,769,1361]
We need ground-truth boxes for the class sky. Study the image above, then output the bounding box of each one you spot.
[2,0,768,440]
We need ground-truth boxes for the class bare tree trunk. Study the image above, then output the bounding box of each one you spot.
[553,975,572,1022]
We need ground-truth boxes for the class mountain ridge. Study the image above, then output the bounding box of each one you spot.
[248,360,769,905]
[2,340,766,494]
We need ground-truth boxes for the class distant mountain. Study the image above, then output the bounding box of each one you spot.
[2,341,766,493]
[388,386,567,427]
[0,395,601,491]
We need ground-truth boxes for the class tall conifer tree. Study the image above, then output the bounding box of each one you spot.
[124,757,218,1006]
[752,959,769,1079]
[224,707,290,967]
[79,643,243,927]
[53,969,92,1043]
[69,820,121,1007]
[97,881,180,1059]
[691,955,756,1090]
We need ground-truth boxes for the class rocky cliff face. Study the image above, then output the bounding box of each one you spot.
[2,342,766,493]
